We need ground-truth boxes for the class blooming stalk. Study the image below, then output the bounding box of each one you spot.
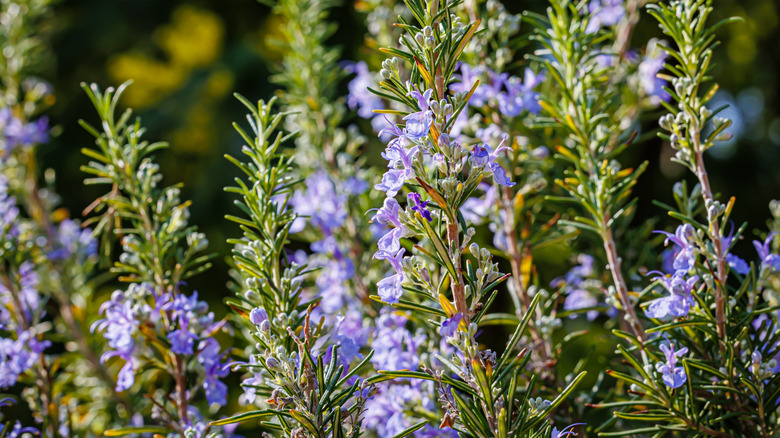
[80,82,229,435]
[365,0,586,435]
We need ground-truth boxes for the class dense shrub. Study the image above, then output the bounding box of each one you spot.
[2,0,779,437]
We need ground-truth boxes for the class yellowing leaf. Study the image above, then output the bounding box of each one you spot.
[520,254,533,289]
[439,294,457,317]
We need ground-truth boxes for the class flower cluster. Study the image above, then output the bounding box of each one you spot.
[585,0,624,34]
[0,258,49,390]
[552,254,614,321]
[644,224,700,320]
[451,64,545,117]
[0,108,48,156]
[346,61,387,133]
[93,283,230,406]
[363,311,456,437]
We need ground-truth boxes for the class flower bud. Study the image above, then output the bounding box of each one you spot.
[673,181,684,199]
[250,307,269,326]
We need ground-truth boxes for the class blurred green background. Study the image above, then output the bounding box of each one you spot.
[43,0,365,303]
[39,0,780,380]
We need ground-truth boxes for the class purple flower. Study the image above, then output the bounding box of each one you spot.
[553,255,615,320]
[4,421,38,438]
[249,307,269,327]
[1,110,49,149]
[403,111,433,140]
[754,234,780,271]
[644,272,698,319]
[409,88,432,112]
[0,262,40,326]
[346,176,369,195]
[461,183,498,225]
[375,169,407,197]
[162,292,214,328]
[470,143,515,187]
[751,312,780,374]
[656,224,697,272]
[661,248,677,274]
[378,117,409,147]
[116,361,136,392]
[585,0,625,34]
[563,289,600,321]
[638,40,670,105]
[496,69,546,116]
[362,380,458,438]
[451,64,497,107]
[656,341,688,388]
[475,124,507,145]
[375,143,418,197]
[362,383,419,436]
[373,197,408,254]
[0,330,46,389]
[552,254,595,289]
[489,212,510,251]
[314,257,357,313]
[345,61,384,119]
[374,248,405,304]
[49,219,98,261]
[376,269,403,304]
[169,324,198,355]
[240,355,264,404]
[407,193,432,222]
[491,164,514,187]
[198,338,229,406]
[310,235,341,256]
[92,287,150,391]
[322,315,365,375]
[552,423,586,438]
[290,171,348,234]
[403,88,434,140]
[726,253,750,275]
[439,313,462,338]
[382,142,417,171]
[364,312,454,437]
[370,311,424,371]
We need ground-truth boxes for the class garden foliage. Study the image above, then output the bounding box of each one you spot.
[2,0,780,437]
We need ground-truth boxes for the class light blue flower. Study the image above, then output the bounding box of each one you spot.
[656,341,688,388]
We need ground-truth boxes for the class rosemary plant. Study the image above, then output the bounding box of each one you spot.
[365,0,586,436]
[214,96,376,436]
[80,82,230,436]
[0,1,133,434]
[528,0,648,344]
[5,0,780,436]
[598,1,780,436]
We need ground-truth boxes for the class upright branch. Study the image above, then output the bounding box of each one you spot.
[599,2,779,436]
[81,82,228,435]
[365,1,587,435]
[530,0,647,345]
[216,96,374,436]
[650,0,742,348]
